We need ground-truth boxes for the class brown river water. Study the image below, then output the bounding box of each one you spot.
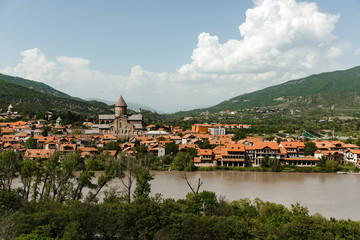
[13,171,360,220]
[148,171,360,220]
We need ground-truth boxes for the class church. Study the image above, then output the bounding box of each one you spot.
[98,95,144,139]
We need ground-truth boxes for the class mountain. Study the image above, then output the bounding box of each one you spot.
[170,66,360,118]
[0,74,112,115]
[0,73,80,100]
[85,98,160,113]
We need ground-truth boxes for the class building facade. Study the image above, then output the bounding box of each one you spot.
[98,96,144,139]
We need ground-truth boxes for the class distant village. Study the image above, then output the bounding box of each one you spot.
[1,96,360,169]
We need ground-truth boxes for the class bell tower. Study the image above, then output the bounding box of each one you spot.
[115,95,127,117]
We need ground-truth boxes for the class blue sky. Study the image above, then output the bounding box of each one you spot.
[1,0,360,112]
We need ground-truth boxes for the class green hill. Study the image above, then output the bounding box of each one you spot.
[0,77,112,116]
[0,73,79,100]
[170,66,360,118]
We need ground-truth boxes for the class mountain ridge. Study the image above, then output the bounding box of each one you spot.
[0,74,112,115]
[169,66,360,118]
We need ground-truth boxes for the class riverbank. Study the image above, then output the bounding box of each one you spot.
[195,164,360,173]
[149,171,360,220]
[2,187,360,239]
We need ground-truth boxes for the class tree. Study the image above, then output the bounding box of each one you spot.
[118,154,138,203]
[305,142,318,156]
[181,172,203,195]
[232,129,247,141]
[103,141,121,151]
[24,137,38,149]
[165,142,179,156]
[133,168,154,200]
[172,152,192,171]
[186,190,218,215]
[135,145,148,156]
[197,139,216,149]
[20,158,37,201]
[157,136,166,141]
[260,155,270,168]
[0,150,21,192]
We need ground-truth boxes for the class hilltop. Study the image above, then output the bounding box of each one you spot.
[0,74,112,115]
[169,66,360,118]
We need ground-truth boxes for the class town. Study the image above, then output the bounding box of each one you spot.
[1,96,359,172]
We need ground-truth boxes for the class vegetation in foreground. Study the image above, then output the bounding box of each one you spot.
[0,150,360,239]
[2,190,360,240]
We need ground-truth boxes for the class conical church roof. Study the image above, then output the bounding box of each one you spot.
[115,95,127,107]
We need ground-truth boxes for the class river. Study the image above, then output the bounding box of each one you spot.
[145,171,360,220]
[13,171,360,220]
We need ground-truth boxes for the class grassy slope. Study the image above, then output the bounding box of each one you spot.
[168,66,360,118]
[0,79,111,115]
[0,73,79,100]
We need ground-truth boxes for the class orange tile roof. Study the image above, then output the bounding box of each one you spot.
[279,147,287,155]
[226,143,245,152]
[344,144,360,149]
[285,157,319,161]
[198,149,213,155]
[213,145,226,155]
[179,144,199,150]
[103,134,117,140]
[78,147,98,152]
[59,144,77,152]
[24,149,56,159]
[280,141,305,148]
[346,149,360,155]
[251,141,279,150]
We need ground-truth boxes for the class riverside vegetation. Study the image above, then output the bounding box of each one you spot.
[1,150,360,239]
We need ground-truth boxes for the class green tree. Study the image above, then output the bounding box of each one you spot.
[186,190,218,215]
[232,129,247,141]
[260,155,270,169]
[133,168,154,200]
[0,150,21,192]
[171,152,193,171]
[197,139,216,149]
[305,142,318,156]
[157,136,166,141]
[24,137,38,149]
[165,142,179,156]
[20,158,37,201]
[103,141,121,151]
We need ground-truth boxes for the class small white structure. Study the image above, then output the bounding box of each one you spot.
[144,130,169,139]
[344,150,360,167]
[209,126,226,136]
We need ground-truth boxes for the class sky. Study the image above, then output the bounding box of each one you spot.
[0,0,360,113]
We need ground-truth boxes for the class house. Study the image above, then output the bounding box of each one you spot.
[144,130,170,139]
[58,144,77,153]
[194,149,216,167]
[246,142,280,166]
[219,143,246,167]
[282,156,319,166]
[314,150,344,162]
[148,144,165,157]
[343,149,360,166]
[2,135,17,143]
[279,141,305,158]
[24,149,56,160]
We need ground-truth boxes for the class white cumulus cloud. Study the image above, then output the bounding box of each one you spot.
[1,0,344,113]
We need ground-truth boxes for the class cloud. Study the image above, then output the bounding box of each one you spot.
[355,49,360,56]
[1,0,344,113]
